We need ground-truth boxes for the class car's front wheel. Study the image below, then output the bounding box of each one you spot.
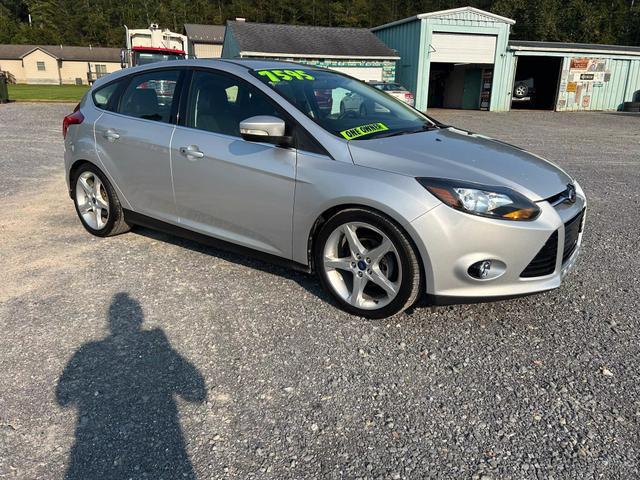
[314,209,422,318]
[72,163,130,237]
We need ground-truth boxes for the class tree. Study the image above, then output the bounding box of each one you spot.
[0,0,637,47]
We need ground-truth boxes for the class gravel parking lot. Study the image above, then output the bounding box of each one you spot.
[1,103,639,479]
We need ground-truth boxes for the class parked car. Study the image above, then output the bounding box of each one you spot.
[338,91,366,114]
[64,60,586,318]
[512,77,536,104]
[339,91,392,116]
[369,81,415,107]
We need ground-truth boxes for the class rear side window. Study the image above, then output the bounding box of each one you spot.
[118,70,180,123]
[92,81,121,111]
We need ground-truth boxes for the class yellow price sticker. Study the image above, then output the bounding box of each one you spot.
[340,123,389,140]
[256,69,315,82]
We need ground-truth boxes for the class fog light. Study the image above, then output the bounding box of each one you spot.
[468,260,492,279]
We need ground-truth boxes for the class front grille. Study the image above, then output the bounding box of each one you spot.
[562,210,584,263]
[521,231,558,278]
[545,190,565,206]
[520,209,585,278]
[546,184,576,207]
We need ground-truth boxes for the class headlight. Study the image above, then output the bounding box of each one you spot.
[417,178,540,221]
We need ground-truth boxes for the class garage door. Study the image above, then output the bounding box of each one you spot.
[430,33,497,64]
[329,66,383,82]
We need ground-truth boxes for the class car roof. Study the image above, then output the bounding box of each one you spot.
[91,58,326,89]
[220,58,317,70]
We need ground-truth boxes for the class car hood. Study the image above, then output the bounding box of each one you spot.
[347,127,573,201]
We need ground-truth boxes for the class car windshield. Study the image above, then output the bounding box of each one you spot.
[251,68,435,140]
[134,51,184,65]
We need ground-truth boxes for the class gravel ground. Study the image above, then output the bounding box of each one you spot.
[0,103,639,480]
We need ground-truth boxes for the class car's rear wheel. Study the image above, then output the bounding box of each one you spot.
[72,163,130,237]
[314,208,422,318]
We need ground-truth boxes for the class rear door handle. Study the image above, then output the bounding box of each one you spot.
[103,129,120,141]
[179,145,204,159]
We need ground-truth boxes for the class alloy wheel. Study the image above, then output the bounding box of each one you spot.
[75,171,109,230]
[322,222,402,310]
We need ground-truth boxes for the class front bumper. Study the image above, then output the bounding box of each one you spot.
[408,185,586,302]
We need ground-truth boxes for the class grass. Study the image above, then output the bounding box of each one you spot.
[8,84,89,102]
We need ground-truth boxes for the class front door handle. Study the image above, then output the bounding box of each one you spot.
[179,145,204,159]
[103,129,120,141]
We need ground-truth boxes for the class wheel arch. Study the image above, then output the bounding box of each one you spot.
[68,159,94,198]
[68,158,132,210]
[306,203,430,291]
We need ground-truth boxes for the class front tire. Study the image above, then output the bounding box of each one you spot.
[72,163,130,237]
[314,208,422,318]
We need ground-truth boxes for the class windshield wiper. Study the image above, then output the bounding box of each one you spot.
[371,123,439,139]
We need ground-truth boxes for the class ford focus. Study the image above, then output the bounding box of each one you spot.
[63,59,586,318]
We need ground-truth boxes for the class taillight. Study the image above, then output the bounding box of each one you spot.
[404,92,414,99]
[63,103,84,139]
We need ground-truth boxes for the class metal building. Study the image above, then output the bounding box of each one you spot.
[373,6,640,112]
[504,41,640,112]
[373,7,514,111]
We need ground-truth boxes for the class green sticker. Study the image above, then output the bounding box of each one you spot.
[257,69,315,82]
[340,123,389,140]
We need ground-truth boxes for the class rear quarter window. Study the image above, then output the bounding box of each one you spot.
[92,80,122,111]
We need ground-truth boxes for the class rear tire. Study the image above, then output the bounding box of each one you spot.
[314,208,422,318]
[72,163,130,237]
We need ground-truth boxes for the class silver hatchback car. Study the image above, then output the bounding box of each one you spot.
[63,59,586,318]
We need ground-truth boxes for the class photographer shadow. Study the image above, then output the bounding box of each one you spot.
[56,292,206,479]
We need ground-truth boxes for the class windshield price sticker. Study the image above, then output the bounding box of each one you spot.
[257,69,315,82]
[340,123,389,140]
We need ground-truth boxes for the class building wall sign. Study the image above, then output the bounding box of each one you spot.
[557,57,612,111]
[570,58,590,70]
[274,58,396,83]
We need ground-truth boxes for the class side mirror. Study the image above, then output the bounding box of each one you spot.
[239,115,293,147]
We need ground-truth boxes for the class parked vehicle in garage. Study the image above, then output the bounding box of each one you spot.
[369,81,415,106]
[512,77,536,104]
[63,60,586,318]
